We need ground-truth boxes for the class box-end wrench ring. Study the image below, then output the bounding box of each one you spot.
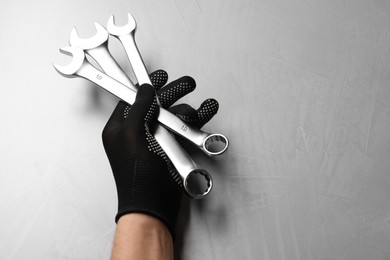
[107,13,229,156]
[53,46,212,198]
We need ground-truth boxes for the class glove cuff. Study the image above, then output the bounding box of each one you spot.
[112,159,182,238]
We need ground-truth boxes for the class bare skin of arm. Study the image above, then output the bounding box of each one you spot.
[111,213,174,260]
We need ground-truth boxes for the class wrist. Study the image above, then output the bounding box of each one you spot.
[117,213,173,240]
[112,213,174,260]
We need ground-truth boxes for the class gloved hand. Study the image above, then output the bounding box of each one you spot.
[102,71,219,238]
[102,84,181,237]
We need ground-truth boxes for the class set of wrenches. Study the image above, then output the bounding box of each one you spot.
[53,13,229,198]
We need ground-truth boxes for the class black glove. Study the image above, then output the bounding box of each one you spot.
[102,71,219,238]
[102,84,181,237]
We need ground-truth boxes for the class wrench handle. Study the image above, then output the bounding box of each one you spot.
[87,45,136,91]
[118,33,151,85]
[79,61,227,155]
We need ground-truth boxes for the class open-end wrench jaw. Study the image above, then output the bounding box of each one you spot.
[69,22,109,50]
[107,13,137,36]
[53,46,85,78]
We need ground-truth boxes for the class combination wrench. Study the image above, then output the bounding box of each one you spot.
[53,46,212,198]
[106,13,229,157]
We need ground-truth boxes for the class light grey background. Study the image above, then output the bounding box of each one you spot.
[1,0,390,259]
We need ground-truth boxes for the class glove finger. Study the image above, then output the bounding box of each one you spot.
[195,98,219,128]
[168,103,198,124]
[157,76,196,108]
[149,69,168,90]
[125,84,158,128]
[133,70,168,90]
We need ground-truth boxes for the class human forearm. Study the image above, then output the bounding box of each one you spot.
[111,213,174,260]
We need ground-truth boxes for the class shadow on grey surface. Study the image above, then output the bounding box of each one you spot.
[84,82,119,114]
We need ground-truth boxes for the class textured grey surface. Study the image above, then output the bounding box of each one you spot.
[1,0,390,259]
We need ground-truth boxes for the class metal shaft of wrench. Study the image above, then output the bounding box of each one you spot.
[107,13,229,157]
[53,46,212,198]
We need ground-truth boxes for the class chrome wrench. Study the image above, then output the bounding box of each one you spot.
[53,46,212,198]
[107,13,229,156]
